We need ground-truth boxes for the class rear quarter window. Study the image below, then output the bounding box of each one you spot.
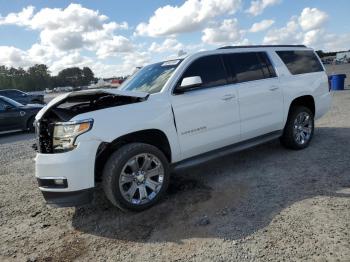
[276,50,323,75]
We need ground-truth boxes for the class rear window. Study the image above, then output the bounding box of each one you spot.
[223,52,276,84]
[276,50,323,75]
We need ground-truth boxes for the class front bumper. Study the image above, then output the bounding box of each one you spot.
[41,188,94,207]
[35,140,101,207]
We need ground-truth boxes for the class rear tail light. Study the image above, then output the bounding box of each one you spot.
[328,76,331,92]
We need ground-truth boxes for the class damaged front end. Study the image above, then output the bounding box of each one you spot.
[34,89,149,154]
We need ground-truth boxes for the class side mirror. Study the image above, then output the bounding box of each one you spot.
[176,76,203,93]
[4,105,12,111]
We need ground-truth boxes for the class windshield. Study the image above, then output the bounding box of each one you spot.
[119,59,182,94]
[1,96,23,107]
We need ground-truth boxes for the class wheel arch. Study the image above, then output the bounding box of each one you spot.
[94,129,172,181]
[288,95,315,117]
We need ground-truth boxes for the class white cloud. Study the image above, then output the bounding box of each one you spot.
[0,4,138,77]
[0,4,132,56]
[0,6,34,26]
[202,19,243,45]
[249,19,274,32]
[95,36,134,59]
[298,7,328,31]
[262,7,349,52]
[0,46,32,68]
[149,38,184,53]
[302,29,323,46]
[263,17,302,44]
[322,33,350,51]
[263,8,328,45]
[246,0,280,16]
[135,0,242,37]
[47,51,150,77]
[40,29,84,51]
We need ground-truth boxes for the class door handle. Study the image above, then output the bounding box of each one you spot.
[269,86,279,91]
[221,94,236,101]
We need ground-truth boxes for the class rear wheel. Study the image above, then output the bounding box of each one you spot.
[102,143,170,211]
[280,106,314,150]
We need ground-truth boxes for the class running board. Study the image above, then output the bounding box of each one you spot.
[172,130,282,171]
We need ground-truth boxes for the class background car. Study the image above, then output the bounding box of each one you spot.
[0,89,44,105]
[0,95,43,132]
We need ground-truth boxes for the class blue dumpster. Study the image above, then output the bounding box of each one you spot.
[329,74,346,91]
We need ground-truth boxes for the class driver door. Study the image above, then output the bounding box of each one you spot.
[170,55,241,160]
[0,99,23,131]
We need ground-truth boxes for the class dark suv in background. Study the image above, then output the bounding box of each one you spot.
[0,89,44,105]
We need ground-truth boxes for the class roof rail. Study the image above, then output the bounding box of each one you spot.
[218,45,307,49]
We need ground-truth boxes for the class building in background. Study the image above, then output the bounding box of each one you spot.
[336,51,350,63]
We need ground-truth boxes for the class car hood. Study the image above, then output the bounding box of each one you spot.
[35,89,149,121]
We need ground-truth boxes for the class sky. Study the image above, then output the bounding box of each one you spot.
[0,0,349,77]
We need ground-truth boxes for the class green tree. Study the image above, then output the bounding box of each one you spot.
[0,64,98,91]
[57,67,83,87]
[82,67,94,85]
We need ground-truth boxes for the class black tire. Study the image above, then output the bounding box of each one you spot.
[102,143,170,211]
[26,116,35,132]
[280,106,314,150]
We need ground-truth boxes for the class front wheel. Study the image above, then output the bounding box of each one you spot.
[280,106,314,150]
[102,143,170,211]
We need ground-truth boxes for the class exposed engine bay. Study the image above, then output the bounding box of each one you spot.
[35,90,149,153]
[46,92,145,122]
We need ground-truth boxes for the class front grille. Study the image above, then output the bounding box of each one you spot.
[36,120,54,153]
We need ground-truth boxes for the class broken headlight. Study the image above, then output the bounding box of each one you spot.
[53,119,93,152]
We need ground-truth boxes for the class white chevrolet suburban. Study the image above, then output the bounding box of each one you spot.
[34,45,331,211]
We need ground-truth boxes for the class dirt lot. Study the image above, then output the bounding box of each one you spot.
[1,90,350,261]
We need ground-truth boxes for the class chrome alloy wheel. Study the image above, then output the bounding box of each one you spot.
[293,112,313,145]
[119,153,165,205]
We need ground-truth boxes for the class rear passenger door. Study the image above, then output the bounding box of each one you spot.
[223,52,284,140]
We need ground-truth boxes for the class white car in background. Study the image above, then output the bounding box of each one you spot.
[34,45,331,211]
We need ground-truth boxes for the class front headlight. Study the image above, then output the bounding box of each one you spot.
[53,118,93,152]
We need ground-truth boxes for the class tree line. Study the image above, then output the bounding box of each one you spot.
[0,64,96,92]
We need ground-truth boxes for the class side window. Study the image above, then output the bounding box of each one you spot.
[0,99,7,111]
[12,90,23,96]
[224,52,266,84]
[257,52,277,78]
[9,90,21,96]
[180,55,227,89]
[2,90,16,97]
[276,50,323,75]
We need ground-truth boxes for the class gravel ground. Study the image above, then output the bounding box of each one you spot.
[1,91,350,262]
